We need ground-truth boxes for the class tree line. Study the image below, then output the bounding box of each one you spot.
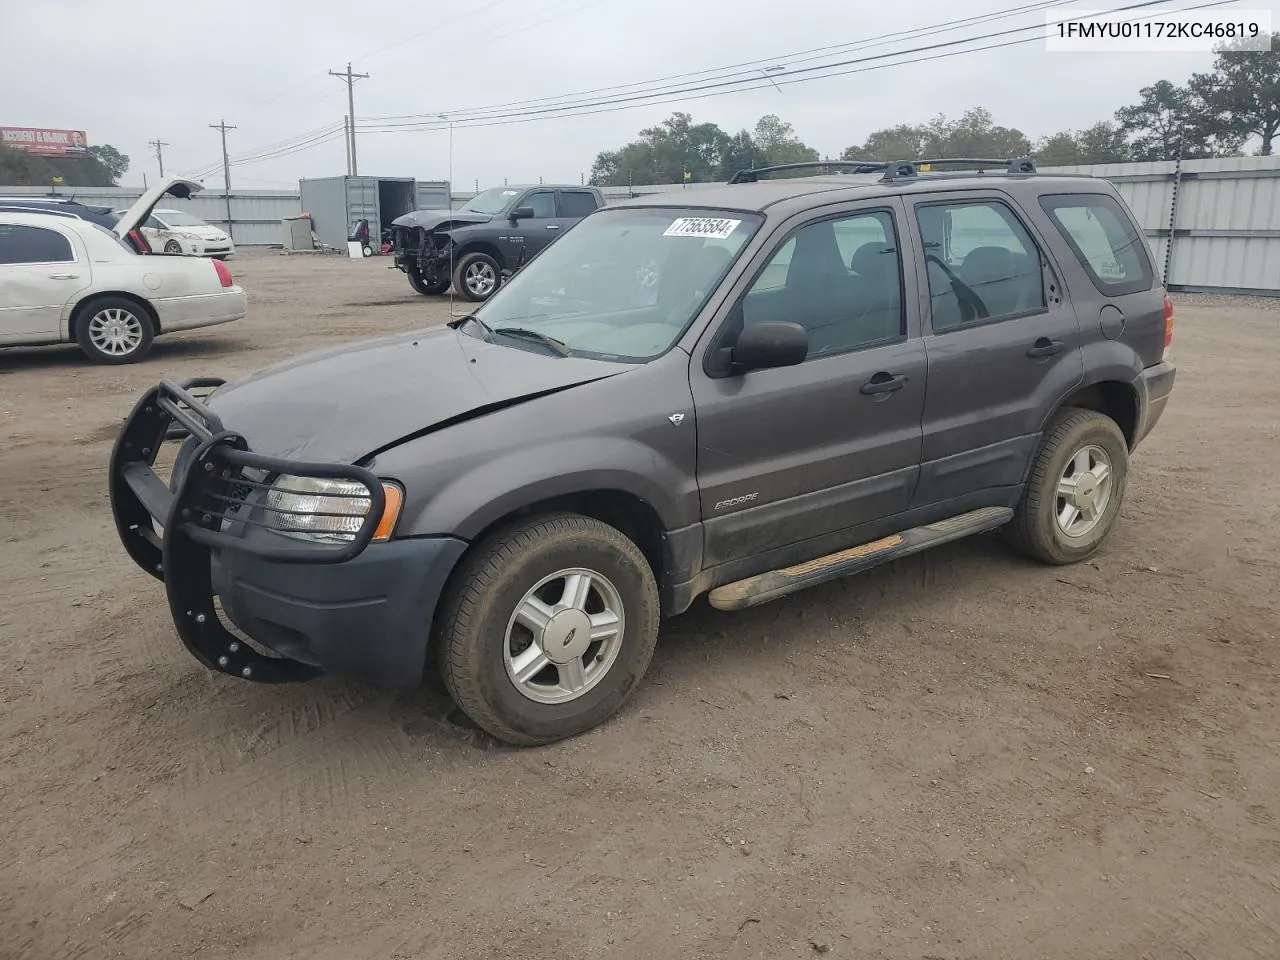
[589,34,1280,185]
[0,143,131,188]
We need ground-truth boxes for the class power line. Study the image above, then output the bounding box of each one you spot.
[329,62,370,174]
[356,0,1231,133]
[148,138,169,178]
[364,0,1074,123]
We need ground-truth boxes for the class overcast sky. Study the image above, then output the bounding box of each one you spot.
[7,0,1278,190]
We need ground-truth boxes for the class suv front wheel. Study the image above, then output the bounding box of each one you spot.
[435,514,661,745]
[453,251,503,302]
[1009,408,1130,564]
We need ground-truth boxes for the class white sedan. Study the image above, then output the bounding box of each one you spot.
[141,208,236,259]
[0,177,246,364]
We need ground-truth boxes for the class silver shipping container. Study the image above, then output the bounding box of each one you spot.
[298,176,451,254]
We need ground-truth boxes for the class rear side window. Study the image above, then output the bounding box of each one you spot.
[558,191,599,217]
[1039,193,1154,296]
[0,223,74,264]
[915,200,1046,332]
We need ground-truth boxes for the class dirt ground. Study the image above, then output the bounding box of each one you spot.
[2,250,1278,960]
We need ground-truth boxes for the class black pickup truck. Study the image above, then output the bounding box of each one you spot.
[389,183,606,301]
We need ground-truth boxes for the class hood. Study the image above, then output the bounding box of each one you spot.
[206,325,631,463]
[391,208,492,231]
[113,176,203,237]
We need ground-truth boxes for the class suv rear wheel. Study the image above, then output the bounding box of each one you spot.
[1009,408,1129,564]
[435,514,660,745]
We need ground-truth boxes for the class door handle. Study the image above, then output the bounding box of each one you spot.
[1026,338,1064,358]
[860,373,907,395]
[48,273,80,280]
[546,224,560,230]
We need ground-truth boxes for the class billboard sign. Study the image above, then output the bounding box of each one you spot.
[0,127,89,157]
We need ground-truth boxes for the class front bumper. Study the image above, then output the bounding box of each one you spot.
[108,378,466,687]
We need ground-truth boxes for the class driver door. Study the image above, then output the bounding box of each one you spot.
[500,189,560,269]
[690,199,927,569]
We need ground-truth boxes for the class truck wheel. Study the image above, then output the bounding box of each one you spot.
[1009,408,1129,565]
[75,296,155,364]
[453,252,502,302]
[435,514,660,746]
[407,264,449,296]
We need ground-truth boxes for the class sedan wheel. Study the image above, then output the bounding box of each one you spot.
[75,297,155,364]
[163,239,183,255]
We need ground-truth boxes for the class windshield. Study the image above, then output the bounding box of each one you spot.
[155,210,207,227]
[461,187,522,215]
[471,207,762,362]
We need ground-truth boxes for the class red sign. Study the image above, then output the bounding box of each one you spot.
[0,127,89,156]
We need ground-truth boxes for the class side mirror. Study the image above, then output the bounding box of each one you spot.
[730,321,808,373]
[510,206,535,222]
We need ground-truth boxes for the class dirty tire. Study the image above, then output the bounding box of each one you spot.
[435,514,660,746]
[74,296,155,365]
[452,251,502,302]
[1009,407,1129,565]
[407,264,450,296]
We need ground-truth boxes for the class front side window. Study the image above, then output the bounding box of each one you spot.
[1039,193,1154,296]
[739,209,904,358]
[522,191,557,219]
[0,223,74,264]
[471,207,761,362]
[916,199,1046,331]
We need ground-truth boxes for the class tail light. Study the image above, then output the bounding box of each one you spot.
[213,259,233,288]
[1163,293,1174,348]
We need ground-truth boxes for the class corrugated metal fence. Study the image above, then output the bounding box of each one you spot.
[0,185,300,246]
[7,156,1278,292]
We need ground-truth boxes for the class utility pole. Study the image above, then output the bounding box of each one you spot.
[148,138,168,178]
[329,62,369,175]
[209,120,236,239]
[343,115,352,175]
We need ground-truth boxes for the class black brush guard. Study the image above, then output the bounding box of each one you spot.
[108,378,387,684]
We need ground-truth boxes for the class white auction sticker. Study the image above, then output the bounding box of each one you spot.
[663,216,742,240]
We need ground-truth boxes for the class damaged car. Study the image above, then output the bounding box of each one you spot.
[389,183,604,301]
[109,159,1175,746]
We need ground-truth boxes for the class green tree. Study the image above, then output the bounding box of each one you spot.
[1075,121,1131,164]
[1036,131,1082,166]
[752,114,819,169]
[1189,33,1280,155]
[589,112,732,186]
[1115,80,1240,160]
[86,144,129,184]
[719,129,764,180]
[841,108,1030,162]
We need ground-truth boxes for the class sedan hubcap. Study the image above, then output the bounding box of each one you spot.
[1056,444,1113,538]
[504,568,625,705]
[465,262,496,296]
[88,308,143,356]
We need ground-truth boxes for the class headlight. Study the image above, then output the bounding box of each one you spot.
[264,475,403,544]
[176,231,201,240]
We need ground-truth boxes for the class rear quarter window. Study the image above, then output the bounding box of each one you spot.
[1039,193,1154,297]
[0,223,74,264]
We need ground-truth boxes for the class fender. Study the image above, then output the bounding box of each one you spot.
[400,434,699,541]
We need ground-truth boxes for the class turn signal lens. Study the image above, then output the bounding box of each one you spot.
[213,259,233,288]
[372,482,404,542]
[1163,293,1174,347]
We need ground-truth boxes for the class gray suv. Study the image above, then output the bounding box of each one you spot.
[110,158,1176,746]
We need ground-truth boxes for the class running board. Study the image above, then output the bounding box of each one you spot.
[706,507,1013,611]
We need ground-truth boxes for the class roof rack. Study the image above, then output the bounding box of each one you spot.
[727,156,1038,185]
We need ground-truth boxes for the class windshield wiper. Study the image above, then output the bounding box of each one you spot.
[492,327,570,357]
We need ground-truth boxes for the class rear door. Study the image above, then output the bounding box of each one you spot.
[905,191,1084,507]
[0,221,89,344]
[690,198,927,569]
